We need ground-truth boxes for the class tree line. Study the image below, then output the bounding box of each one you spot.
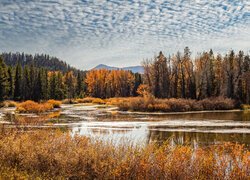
[143,48,250,104]
[1,52,80,73]
[0,57,85,101]
[1,48,250,104]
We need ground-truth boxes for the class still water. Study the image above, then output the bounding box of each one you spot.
[1,104,250,147]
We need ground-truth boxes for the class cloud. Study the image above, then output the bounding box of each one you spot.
[0,0,249,69]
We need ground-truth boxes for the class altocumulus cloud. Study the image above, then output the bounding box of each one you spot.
[0,0,249,69]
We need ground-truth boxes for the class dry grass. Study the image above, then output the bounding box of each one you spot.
[0,130,249,179]
[12,115,49,125]
[75,97,105,104]
[0,100,18,108]
[47,99,62,108]
[117,96,236,112]
[241,104,250,110]
[16,100,54,113]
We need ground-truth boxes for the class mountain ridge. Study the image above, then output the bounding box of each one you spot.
[93,64,144,73]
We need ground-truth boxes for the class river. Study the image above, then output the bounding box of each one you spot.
[0,104,250,147]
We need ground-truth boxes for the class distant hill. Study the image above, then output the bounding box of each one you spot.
[93,64,144,73]
[1,52,82,74]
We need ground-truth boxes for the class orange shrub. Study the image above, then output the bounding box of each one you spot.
[16,100,53,113]
[75,97,105,104]
[47,99,62,108]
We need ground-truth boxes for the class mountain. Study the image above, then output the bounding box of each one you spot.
[93,64,144,73]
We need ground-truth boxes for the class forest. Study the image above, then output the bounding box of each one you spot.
[0,48,250,105]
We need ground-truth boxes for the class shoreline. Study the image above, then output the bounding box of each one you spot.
[116,109,244,115]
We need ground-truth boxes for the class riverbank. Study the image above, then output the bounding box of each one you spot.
[1,96,248,114]
[0,129,249,179]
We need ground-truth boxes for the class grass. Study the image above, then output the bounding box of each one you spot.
[0,100,18,108]
[47,99,62,108]
[75,97,105,104]
[0,129,249,179]
[241,104,250,110]
[16,100,58,113]
[115,96,236,112]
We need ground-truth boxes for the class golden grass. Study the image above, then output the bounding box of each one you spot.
[75,97,105,104]
[241,104,250,110]
[16,100,54,113]
[0,100,18,108]
[116,96,236,112]
[0,130,249,179]
[47,99,62,108]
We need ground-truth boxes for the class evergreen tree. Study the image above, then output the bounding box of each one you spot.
[64,71,76,101]
[76,70,84,97]
[22,66,31,100]
[49,72,57,99]
[0,57,9,101]
[7,67,14,99]
[56,72,65,100]
[13,62,22,100]
[34,69,43,101]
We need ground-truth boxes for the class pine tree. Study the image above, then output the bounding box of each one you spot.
[64,71,76,101]
[56,72,65,100]
[49,72,57,99]
[22,66,31,100]
[14,62,22,100]
[7,67,14,99]
[0,57,9,101]
[76,70,84,97]
[33,69,43,101]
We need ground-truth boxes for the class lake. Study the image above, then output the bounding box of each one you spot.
[1,104,250,147]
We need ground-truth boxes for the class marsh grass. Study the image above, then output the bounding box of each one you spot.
[115,96,236,112]
[47,99,62,108]
[241,104,250,110]
[0,100,18,108]
[0,129,249,179]
[16,100,63,114]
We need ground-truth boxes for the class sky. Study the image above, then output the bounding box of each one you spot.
[0,0,249,70]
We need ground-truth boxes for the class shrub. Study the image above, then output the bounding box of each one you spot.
[116,97,236,112]
[92,98,105,104]
[47,100,62,108]
[62,99,77,104]
[16,101,54,113]
[75,97,105,104]
[0,130,249,179]
[241,104,250,110]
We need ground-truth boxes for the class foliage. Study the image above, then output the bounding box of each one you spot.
[0,130,249,179]
[85,69,138,98]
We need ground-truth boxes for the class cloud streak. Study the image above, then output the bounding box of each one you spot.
[0,0,249,69]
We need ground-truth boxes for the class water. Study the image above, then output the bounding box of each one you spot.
[0,104,250,147]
